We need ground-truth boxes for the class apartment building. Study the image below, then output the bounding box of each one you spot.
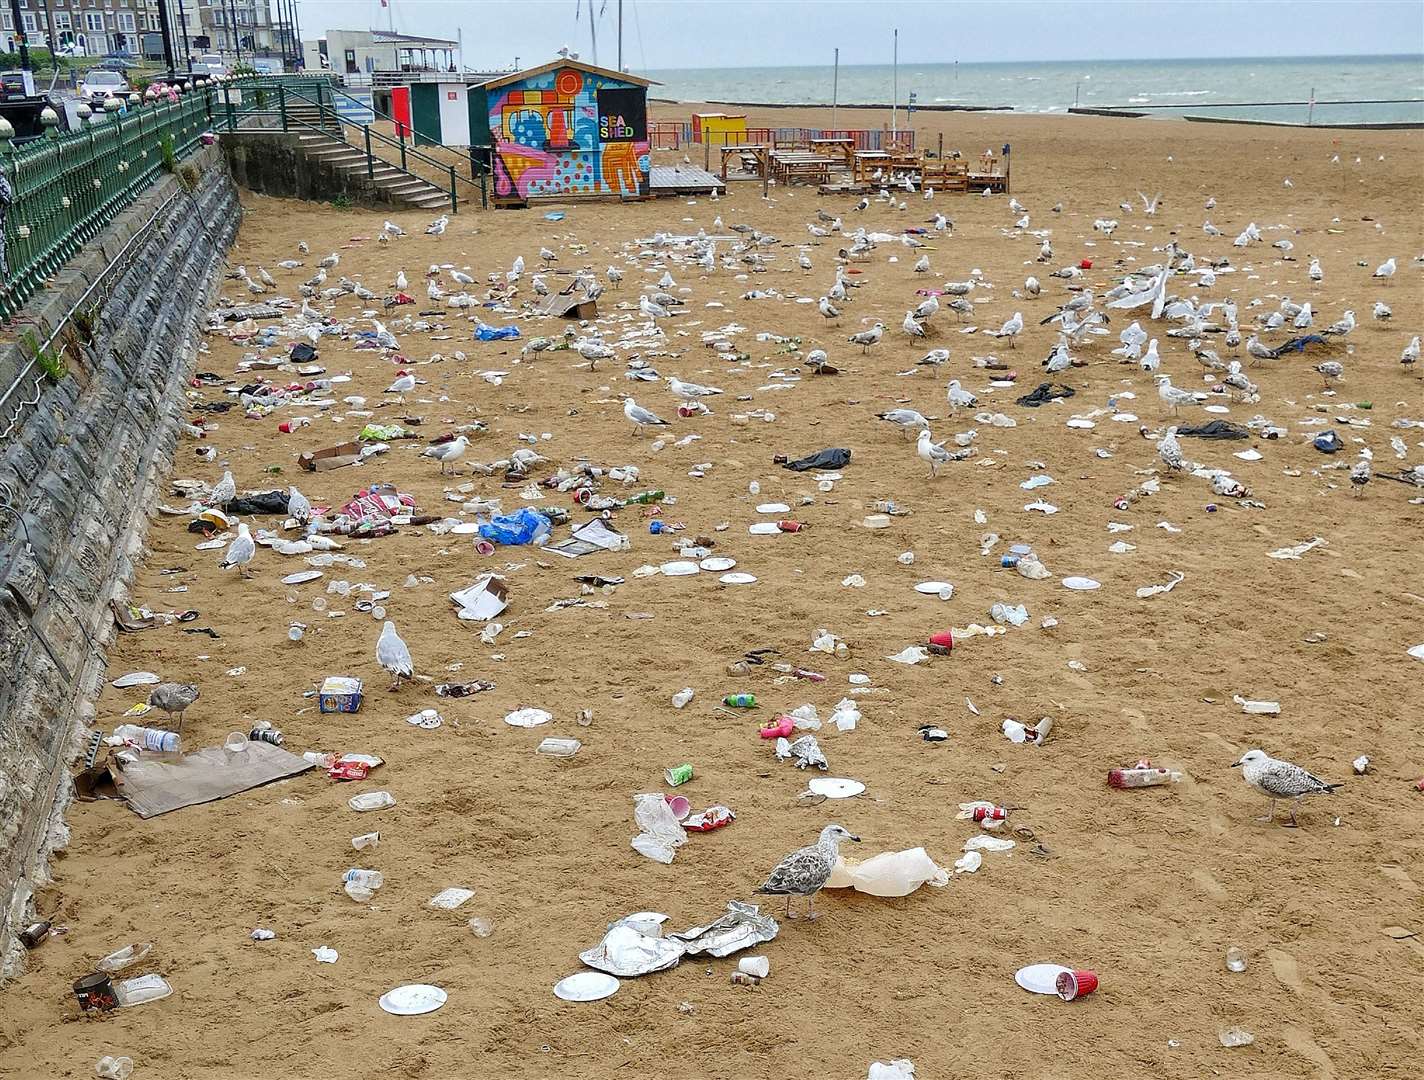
[2,0,163,58]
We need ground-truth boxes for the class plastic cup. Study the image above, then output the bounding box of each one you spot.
[224,732,249,752]
[738,955,770,978]
[475,540,496,556]
[1055,969,1098,1001]
[664,794,691,819]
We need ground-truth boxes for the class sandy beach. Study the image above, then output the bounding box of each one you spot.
[1,104,1421,1080]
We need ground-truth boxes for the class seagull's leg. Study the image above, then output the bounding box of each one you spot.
[783,895,795,920]
[805,893,819,922]
[1285,799,1301,828]
[1257,798,1276,823]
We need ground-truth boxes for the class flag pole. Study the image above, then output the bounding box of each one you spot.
[891,28,898,144]
[832,47,839,131]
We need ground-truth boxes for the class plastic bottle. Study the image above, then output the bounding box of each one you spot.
[626,489,666,505]
[95,1055,134,1079]
[672,688,695,709]
[723,694,757,708]
[343,869,384,890]
[1107,767,1183,788]
[302,751,338,768]
[113,725,180,753]
[1225,946,1247,973]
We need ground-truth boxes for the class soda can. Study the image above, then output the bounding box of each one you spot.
[250,727,284,746]
[971,805,1009,822]
[665,763,694,786]
[723,694,756,708]
[73,972,118,1013]
[20,921,50,949]
[1001,554,1021,568]
[777,520,808,533]
[677,403,698,418]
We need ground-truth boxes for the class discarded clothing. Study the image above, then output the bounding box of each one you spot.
[782,447,851,471]
[1015,382,1076,408]
[1176,419,1250,440]
[290,342,318,363]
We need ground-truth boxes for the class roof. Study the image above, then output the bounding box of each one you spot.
[371,30,459,48]
[480,58,657,92]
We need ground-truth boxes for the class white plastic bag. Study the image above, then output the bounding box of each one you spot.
[631,794,687,863]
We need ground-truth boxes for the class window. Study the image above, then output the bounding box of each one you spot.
[56,13,73,29]
[21,12,36,32]
[116,12,134,30]
[85,12,104,30]
[1,13,11,32]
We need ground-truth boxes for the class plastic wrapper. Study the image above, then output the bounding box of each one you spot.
[824,848,950,897]
[579,918,685,976]
[786,734,827,770]
[630,793,687,863]
[474,321,521,341]
[683,805,735,832]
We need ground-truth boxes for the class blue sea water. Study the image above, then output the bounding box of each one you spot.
[648,54,1424,125]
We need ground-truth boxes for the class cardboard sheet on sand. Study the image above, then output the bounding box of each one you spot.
[113,742,313,818]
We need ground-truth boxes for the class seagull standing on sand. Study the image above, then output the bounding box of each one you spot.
[1316,361,1344,389]
[386,370,417,400]
[946,380,977,413]
[755,824,860,920]
[667,377,724,401]
[220,523,256,578]
[420,434,470,475]
[1373,257,1396,281]
[1350,452,1372,497]
[1156,375,1198,415]
[208,470,236,508]
[624,398,669,435]
[1232,749,1339,827]
[1156,426,1185,471]
[848,322,884,353]
[1323,310,1356,336]
[901,311,927,338]
[148,683,199,732]
[1401,335,1419,372]
[376,620,414,691]
[287,486,312,525]
[917,430,955,477]
[992,312,1024,347]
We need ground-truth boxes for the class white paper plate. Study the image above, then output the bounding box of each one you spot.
[808,777,865,799]
[1066,418,1095,429]
[755,502,791,514]
[379,984,448,1015]
[661,560,701,576]
[1111,412,1139,422]
[914,581,954,596]
[194,538,226,550]
[282,570,324,585]
[1015,964,1071,995]
[748,522,781,535]
[1062,577,1101,591]
[700,557,736,572]
[112,671,160,688]
[1408,643,1424,661]
[1203,404,1231,414]
[450,522,481,535]
[720,572,757,585]
[554,972,619,1002]
[1234,448,1263,461]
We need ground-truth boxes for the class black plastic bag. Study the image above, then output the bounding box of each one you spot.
[781,448,852,471]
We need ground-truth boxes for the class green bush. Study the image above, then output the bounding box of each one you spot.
[159,133,176,174]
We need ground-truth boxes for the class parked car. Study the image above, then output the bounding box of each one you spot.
[78,69,130,102]
[195,54,229,77]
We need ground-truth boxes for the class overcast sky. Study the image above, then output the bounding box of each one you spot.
[295,0,1424,71]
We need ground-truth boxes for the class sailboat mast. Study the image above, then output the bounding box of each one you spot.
[618,0,623,71]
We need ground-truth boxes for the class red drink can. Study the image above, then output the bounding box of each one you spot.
[971,805,1008,822]
[777,520,808,532]
[572,488,592,505]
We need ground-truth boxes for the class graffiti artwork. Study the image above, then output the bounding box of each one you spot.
[489,66,651,202]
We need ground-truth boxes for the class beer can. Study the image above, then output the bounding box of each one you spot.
[664,763,694,786]
[971,805,1008,822]
[572,487,592,505]
[250,727,284,746]
[777,520,808,532]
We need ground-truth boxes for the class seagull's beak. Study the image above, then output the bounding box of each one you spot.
[1230,758,1244,768]
[847,834,861,843]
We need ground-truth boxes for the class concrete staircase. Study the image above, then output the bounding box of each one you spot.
[293,132,453,210]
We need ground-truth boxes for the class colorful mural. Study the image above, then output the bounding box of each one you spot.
[484,64,651,202]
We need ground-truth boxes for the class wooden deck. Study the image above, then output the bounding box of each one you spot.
[649,164,727,196]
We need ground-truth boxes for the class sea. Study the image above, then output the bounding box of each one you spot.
[648,54,1424,126]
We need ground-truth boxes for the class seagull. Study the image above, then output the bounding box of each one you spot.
[1203,221,1222,237]
[1322,310,1356,336]
[912,254,930,273]
[848,322,884,353]
[1140,338,1161,373]
[147,683,199,732]
[755,824,860,920]
[576,339,614,366]
[425,215,448,235]
[639,295,671,319]
[394,270,409,292]
[874,408,929,441]
[1155,425,1185,470]
[1156,375,1198,415]
[287,486,312,524]
[1315,361,1344,388]
[376,620,414,691]
[1372,301,1392,321]
[220,522,256,578]
[946,379,977,412]
[257,267,277,289]
[1138,191,1161,215]
[539,246,558,263]
[383,220,406,237]
[1232,749,1339,827]
[1350,453,1371,497]
[918,348,950,367]
[1293,302,1313,329]
[913,294,940,322]
[1037,238,1053,262]
[1246,335,1280,365]
[420,434,470,475]
[902,311,927,338]
[1025,276,1041,297]
[1223,361,1257,400]
[917,429,955,477]
[667,377,724,401]
[318,252,340,270]
[1373,257,1396,280]
[991,311,1024,347]
[386,370,417,399]
[1402,335,1420,371]
[606,265,624,287]
[1308,257,1323,282]
[450,268,475,286]
[624,398,669,435]
[1113,321,1148,360]
[208,470,236,508]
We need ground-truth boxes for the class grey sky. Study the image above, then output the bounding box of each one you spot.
[297,0,1424,70]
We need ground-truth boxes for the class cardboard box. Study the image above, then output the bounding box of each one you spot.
[319,676,364,713]
[449,576,510,621]
[299,441,364,472]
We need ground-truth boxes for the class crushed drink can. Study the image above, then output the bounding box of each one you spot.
[723,694,756,708]
[572,488,592,505]
[664,763,694,786]
[776,520,809,532]
[250,727,284,746]
[971,805,1009,822]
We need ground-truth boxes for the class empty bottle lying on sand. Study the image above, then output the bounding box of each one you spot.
[1107,766,1184,788]
[113,725,179,752]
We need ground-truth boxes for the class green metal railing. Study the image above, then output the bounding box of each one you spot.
[1,90,213,322]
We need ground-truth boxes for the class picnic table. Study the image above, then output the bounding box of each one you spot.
[720,143,771,180]
[810,138,855,166]
[852,150,892,183]
[769,151,835,186]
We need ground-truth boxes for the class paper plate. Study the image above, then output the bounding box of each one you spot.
[808,777,865,799]
[755,502,791,514]
[1203,404,1231,414]
[1062,577,1101,591]
[1111,412,1139,422]
[1066,418,1095,429]
[700,557,736,572]
[748,522,781,535]
[450,522,481,535]
[194,538,226,550]
[112,671,160,688]
[1408,643,1424,661]
[720,572,757,585]
[282,571,324,585]
[1234,448,1263,461]
[661,560,701,576]
[914,581,954,596]
[554,972,619,1002]
[379,984,448,1016]
[1016,964,1071,995]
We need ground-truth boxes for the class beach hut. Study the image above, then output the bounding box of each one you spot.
[468,60,655,207]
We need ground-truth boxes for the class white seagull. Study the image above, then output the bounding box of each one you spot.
[420,435,470,475]
[376,620,414,691]
[220,522,256,579]
[1232,749,1339,827]
[624,398,669,434]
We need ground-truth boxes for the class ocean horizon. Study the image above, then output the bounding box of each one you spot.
[646,53,1424,125]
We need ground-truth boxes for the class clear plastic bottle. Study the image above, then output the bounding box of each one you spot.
[671,688,695,709]
[1107,767,1183,788]
[343,869,384,890]
[113,724,180,753]
[1225,946,1247,973]
[302,751,337,768]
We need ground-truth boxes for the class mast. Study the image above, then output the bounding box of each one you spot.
[617,0,623,71]
[832,47,838,130]
[589,0,598,67]
[891,28,898,141]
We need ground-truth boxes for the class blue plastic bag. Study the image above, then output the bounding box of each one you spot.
[475,321,521,341]
[478,507,551,546]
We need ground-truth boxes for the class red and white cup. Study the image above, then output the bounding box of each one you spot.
[1056,969,1098,1001]
[572,488,592,505]
[664,794,691,820]
[928,629,953,655]
[474,540,495,556]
